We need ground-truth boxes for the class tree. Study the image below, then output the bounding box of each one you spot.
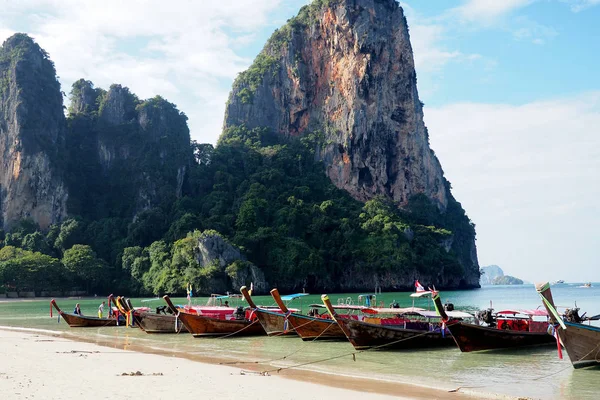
[0,247,63,291]
[62,245,106,292]
[54,219,85,253]
[21,232,50,254]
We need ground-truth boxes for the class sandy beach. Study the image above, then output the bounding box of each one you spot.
[0,329,480,400]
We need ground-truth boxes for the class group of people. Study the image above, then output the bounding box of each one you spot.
[73,301,107,318]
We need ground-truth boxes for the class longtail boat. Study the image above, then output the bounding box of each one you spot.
[270,289,346,341]
[240,286,299,336]
[536,281,600,368]
[116,297,186,334]
[50,297,118,328]
[321,294,463,350]
[133,310,188,334]
[163,295,265,337]
[431,291,555,352]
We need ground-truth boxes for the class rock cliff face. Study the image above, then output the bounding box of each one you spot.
[225,0,446,209]
[0,34,67,231]
[195,232,267,294]
[224,0,479,287]
[66,81,191,219]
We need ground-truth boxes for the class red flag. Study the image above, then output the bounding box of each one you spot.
[415,280,425,293]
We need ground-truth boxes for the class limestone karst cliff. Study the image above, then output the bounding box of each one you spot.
[224,0,480,286]
[65,80,191,222]
[0,34,68,231]
[225,0,446,208]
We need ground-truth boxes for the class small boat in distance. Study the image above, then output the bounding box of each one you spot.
[580,282,592,288]
[431,292,555,352]
[552,280,565,285]
[536,281,600,368]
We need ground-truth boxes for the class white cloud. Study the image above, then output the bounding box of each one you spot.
[0,0,283,144]
[453,0,536,24]
[425,92,600,281]
[512,17,558,45]
[563,0,600,12]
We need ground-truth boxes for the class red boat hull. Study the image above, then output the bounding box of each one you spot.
[447,322,555,352]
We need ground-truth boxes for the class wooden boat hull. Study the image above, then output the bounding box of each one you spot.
[253,309,296,336]
[447,322,555,352]
[134,312,188,334]
[286,313,345,341]
[337,318,454,350]
[176,312,265,337]
[537,281,600,369]
[51,299,118,328]
[560,322,600,369]
[59,312,118,327]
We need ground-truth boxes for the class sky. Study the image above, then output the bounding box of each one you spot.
[0,0,598,283]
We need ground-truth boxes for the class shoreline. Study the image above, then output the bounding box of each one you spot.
[0,325,511,400]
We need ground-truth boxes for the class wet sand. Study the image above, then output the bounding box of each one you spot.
[0,328,486,400]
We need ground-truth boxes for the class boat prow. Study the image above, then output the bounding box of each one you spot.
[536,281,600,369]
[51,299,118,328]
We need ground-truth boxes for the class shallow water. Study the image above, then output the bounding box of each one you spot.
[1,284,599,399]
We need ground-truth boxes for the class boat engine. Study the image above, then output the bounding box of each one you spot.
[476,308,496,327]
[156,306,168,315]
[234,306,245,320]
[564,308,584,323]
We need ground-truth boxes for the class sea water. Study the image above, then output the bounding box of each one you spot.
[1,284,599,399]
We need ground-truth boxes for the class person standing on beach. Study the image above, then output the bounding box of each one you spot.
[73,304,82,315]
[98,301,105,318]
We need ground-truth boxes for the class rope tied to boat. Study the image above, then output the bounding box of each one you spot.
[239,327,436,375]
[220,317,336,366]
[214,318,260,340]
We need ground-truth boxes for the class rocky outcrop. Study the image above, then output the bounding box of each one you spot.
[66,84,191,219]
[480,265,504,285]
[195,231,267,293]
[225,0,446,209]
[0,34,67,230]
[224,0,479,288]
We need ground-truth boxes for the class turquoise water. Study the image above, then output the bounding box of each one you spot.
[1,284,599,399]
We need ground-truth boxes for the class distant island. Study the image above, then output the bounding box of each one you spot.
[480,265,524,285]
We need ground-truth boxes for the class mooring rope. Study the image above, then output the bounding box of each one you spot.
[214,318,261,339]
[220,317,338,366]
[239,328,436,375]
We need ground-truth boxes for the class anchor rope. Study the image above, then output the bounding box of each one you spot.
[239,328,435,375]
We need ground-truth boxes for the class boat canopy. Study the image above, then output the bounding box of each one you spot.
[496,309,548,317]
[410,291,433,298]
[362,307,427,315]
[262,306,300,313]
[211,294,243,300]
[404,310,474,319]
[280,293,310,301]
[309,304,369,311]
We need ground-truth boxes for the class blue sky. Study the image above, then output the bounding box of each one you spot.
[0,0,598,283]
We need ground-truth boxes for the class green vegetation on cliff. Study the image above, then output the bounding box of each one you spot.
[0,31,477,296]
[492,275,524,285]
[1,121,471,295]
